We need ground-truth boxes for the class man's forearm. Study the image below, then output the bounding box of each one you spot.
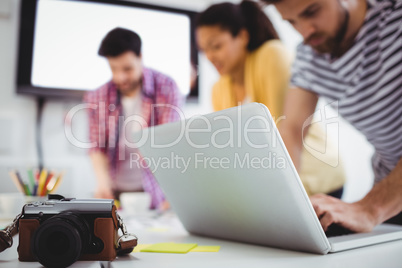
[357,158,402,225]
[90,151,112,187]
[279,125,304,172]
[278,87,317,172]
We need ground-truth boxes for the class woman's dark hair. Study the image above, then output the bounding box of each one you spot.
[98,27,142,57]
[196,0,279,51]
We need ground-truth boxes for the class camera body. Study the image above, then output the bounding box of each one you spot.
[18,195,120,267]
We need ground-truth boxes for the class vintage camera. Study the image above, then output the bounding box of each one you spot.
[17,195,136,267]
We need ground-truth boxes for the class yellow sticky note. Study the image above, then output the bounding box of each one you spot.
[190,246,221,252]
[140,243,198,254]
[132,244,153,253]
[146,227,169,232]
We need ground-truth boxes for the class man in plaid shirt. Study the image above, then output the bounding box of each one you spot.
[84,28,183,209]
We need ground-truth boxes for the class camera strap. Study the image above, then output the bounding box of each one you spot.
[114,210,138,255]
[0,212,22,253]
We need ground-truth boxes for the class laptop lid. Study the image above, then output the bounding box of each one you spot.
[135,103,331,254]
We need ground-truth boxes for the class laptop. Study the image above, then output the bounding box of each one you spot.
[134,103,402,254]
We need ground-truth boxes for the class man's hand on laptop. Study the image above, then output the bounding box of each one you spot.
[310,194,377,233]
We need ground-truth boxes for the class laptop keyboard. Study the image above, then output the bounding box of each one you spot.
[325,224,355,237]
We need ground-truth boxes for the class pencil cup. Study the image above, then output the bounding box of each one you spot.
[24,195,47,204]
[8,169,64,199]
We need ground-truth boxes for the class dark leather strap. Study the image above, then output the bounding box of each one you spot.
[0,232,11,253]
[0,222,19,253]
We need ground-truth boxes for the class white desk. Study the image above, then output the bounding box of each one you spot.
[1,213,402,268]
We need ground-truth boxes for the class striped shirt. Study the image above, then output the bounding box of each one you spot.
[291,0,401,183]
[84,67,184,208]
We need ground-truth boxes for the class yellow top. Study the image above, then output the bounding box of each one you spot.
[211,40,345,195]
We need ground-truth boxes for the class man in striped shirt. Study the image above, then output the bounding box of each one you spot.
[261,0,401,232]
[84,28,183,209]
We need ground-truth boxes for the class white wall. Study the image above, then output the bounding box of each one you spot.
[0,0,374,202]
[0,0,38,193]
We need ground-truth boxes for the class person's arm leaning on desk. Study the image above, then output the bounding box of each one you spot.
[86,102,114,199]
[279,86,402,233]
[147,76,185,211]
[90,151,114,199]
[83,88,115,200]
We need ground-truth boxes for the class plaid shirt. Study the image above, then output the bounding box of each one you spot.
[84,67,184,208]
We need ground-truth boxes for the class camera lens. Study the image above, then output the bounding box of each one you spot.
[32,212,91,268]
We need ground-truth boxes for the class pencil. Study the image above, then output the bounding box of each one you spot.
[33,169,40,195]
[49,172,64,193]
[23,183,32,196]
[37,169,48,196]
[16,171,32,196]
[41,172,53,196]
[46,175,57,192]
[27,169,36,194]
[8,170,26,194]
[33,184,38,196]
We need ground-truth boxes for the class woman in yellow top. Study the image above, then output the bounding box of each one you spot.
[196,0,345,197]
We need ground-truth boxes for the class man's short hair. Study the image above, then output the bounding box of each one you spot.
[260,0,281,3]
[98,27,142,57]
